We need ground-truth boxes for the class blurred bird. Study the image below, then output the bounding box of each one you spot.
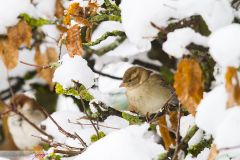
[7,94,46,150]
[120,66,178,115]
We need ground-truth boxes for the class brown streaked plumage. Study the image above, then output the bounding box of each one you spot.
[120,66,178,115]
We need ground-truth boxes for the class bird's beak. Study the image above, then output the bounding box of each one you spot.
[119,82,126,88]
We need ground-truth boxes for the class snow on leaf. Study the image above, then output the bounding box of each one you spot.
[34,46,58,87]
[158,115,175,150]
[7,20,32,48]
[66,24,83,57]
[52,54,94,89]
[225,67,240,108]
[174,58,204,116]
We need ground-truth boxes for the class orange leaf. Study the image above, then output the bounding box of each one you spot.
[7,20,32,48]
[66,24,83,57]
[158,115,175,150]
[55,0,64,18]
[169,111,178,132]
[35,46,58,87]
[63,2,81,25]
[208,144,219,160]
[225,67,240,108]
[174,58,204,116]
[0,39,19,70]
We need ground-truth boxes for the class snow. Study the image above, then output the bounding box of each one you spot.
[97,61,132,93]
[162,28,208,58]
[91,21,141,57]
[209,24,240,67]
[41,111,129,147]
[0,0,36,34]
[195,84,228,137]
[120,0,233,51]
[215,107,240,148]
[33,0,56,19]
[56,95,80,112]
[53,54,95,89]
[74,124,164,160]
[185,148,210,160]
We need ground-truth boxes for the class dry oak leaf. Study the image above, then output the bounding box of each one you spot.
[63,2,81,25]
[35,46,58,87]
[208,144,219,160]
[55,0,65,18]
[7,20,32,48]
[174,58,204,116]
[0,39,19,70]
[158,115,176,150]
[225,67,240,108]
[66,24,83,57]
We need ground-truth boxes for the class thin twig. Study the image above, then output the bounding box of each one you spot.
[172,104,182,160]
[20,60,50,69]
[92,68,122,80]
[69,120,120,130]
[79,97,100,138]
[74,132,88,148]
[13,110,53,139]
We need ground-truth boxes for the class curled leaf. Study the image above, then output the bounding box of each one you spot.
[225,67,240,108]
[174,58,204,116]
[63,2,81,25]
[66,24,83,57]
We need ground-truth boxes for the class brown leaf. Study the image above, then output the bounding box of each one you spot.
[66,24,83,57]
[0,39,19,70]
[0,101,17,150]
[158,115,176,150]
[35,46,58,87]
[63,2,81,25]
[169,111,178,132]
[7,20,32,48]
[225,67,240,108]
[174,58,204,116]
[208,144,219,160]
[55,0,64,18]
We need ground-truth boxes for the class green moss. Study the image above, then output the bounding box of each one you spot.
[19,13,52,28]
[188,138,213,157]
[122,112,143,124]
[90,131,106,142]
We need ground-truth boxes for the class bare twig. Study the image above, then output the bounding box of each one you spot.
[69,120,120,130]
[20,60,50,69]
[172,104,182,160]
[92,68,122,80]
[13,110,53,138]
[38,105,89,149]
[79,97,100,138]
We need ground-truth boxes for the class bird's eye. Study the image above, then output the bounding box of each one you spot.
[128,79,132,82]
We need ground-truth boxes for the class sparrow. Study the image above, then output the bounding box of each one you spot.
[7,94,46,150]
[120,66,178,115]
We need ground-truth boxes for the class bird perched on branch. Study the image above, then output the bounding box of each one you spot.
[7,94,46,150]
[120,66,178,115]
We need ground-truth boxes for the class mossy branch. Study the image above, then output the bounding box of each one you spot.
[90,14,121,24]
[18,13,53,28]
[83,30,125,47]
[188,137,213,157]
